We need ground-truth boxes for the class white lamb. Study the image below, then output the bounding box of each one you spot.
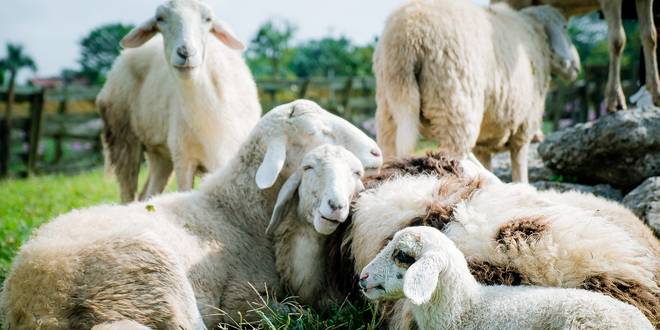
[359,226,653,330]
[374,0,580,182]
[97,0,261,203]
[0,100,382,329]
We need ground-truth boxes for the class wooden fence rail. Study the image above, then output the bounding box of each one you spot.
[0,77,597,178]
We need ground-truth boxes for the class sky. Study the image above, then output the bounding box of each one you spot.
[0,0,489,80]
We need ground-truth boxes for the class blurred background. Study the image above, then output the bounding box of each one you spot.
[0,0,649,177]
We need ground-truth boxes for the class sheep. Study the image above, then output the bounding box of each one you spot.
[359,226,654,330]
[290,152,656,327]
[349,172,659,327]
[97,0,261,203]
[374,0,580,182]
[265,144,366,308]
[0,100,383,329]
[493,0,660,111]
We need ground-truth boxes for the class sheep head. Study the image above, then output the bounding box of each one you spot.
[523,5,581,81]
[255,99,382,190]
[267,145,366,235]
[359,227,452,305]
[120,0,244,79]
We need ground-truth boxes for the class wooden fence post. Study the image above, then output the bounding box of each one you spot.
[26,89,45,176]
[54,84,69,163]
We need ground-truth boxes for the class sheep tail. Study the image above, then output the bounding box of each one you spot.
[378,23,423,157]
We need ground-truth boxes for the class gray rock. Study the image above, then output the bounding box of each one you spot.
[532,181,623,201]
[492,143,555,183]
[538,109,660,188]
[622,177,660,236]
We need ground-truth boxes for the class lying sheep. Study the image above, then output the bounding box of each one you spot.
[97,0,261,203]
[374,0,580,182]
[359,226,654,330]
[0,100,382,329]
[350,176,659,327]
[266,145,366,307]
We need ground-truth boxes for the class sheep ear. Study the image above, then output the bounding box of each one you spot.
[266,170,302,235]
[525,6,580,78]
[121,18,158,48]
[256,138,287,189]
[211,20,245,50]
[403,255,442,305]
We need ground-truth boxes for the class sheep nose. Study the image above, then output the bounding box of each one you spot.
[359,274,369,290]
[176,45,197,59]
[328,200,345,212]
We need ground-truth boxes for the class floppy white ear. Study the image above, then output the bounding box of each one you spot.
[403,255,442,305]
[212,20,245,50]
[256,137,287,189]
[266,170,302,235]
[121,18,158,48]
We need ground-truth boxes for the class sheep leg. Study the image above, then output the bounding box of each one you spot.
[510,143,529,183]
[376,92,398,160]
[601,0,627,112]
[139,152,173,201]
[636,0,660,106]
[174,159,195,191]
[473,148,493,171]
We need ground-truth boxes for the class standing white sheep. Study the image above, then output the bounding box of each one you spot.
[494,0,660,111]
[374,0,580,182]
[0,100,382,329]
[97,0,261,203]
[359,226,653,330]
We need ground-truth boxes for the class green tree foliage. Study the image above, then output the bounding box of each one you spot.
[568,13,641,82]
[289,37,375,78]
[78,23,134,84]
[246,19,375,79]
[247,19,297,78]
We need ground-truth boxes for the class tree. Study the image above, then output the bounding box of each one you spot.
[0,43,37,177]
[247,19,297,78]
[289,36,374,78]
[79,23,134,84]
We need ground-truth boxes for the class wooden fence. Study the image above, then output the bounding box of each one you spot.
[0,77,599,178]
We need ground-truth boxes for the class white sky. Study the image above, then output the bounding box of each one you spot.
[0,0,489,80]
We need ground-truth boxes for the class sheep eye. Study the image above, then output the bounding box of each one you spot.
[303,165,313,171]
[353,170,363,177]
[156,16,164,22]
[204,17,212,23]
[393,249,415,267]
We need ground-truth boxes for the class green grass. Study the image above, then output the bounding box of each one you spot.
[0,169,382,329]
[0,168,120,281]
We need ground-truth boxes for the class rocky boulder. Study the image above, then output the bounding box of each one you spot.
[623,177,660,236]
[537,109,660,189]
